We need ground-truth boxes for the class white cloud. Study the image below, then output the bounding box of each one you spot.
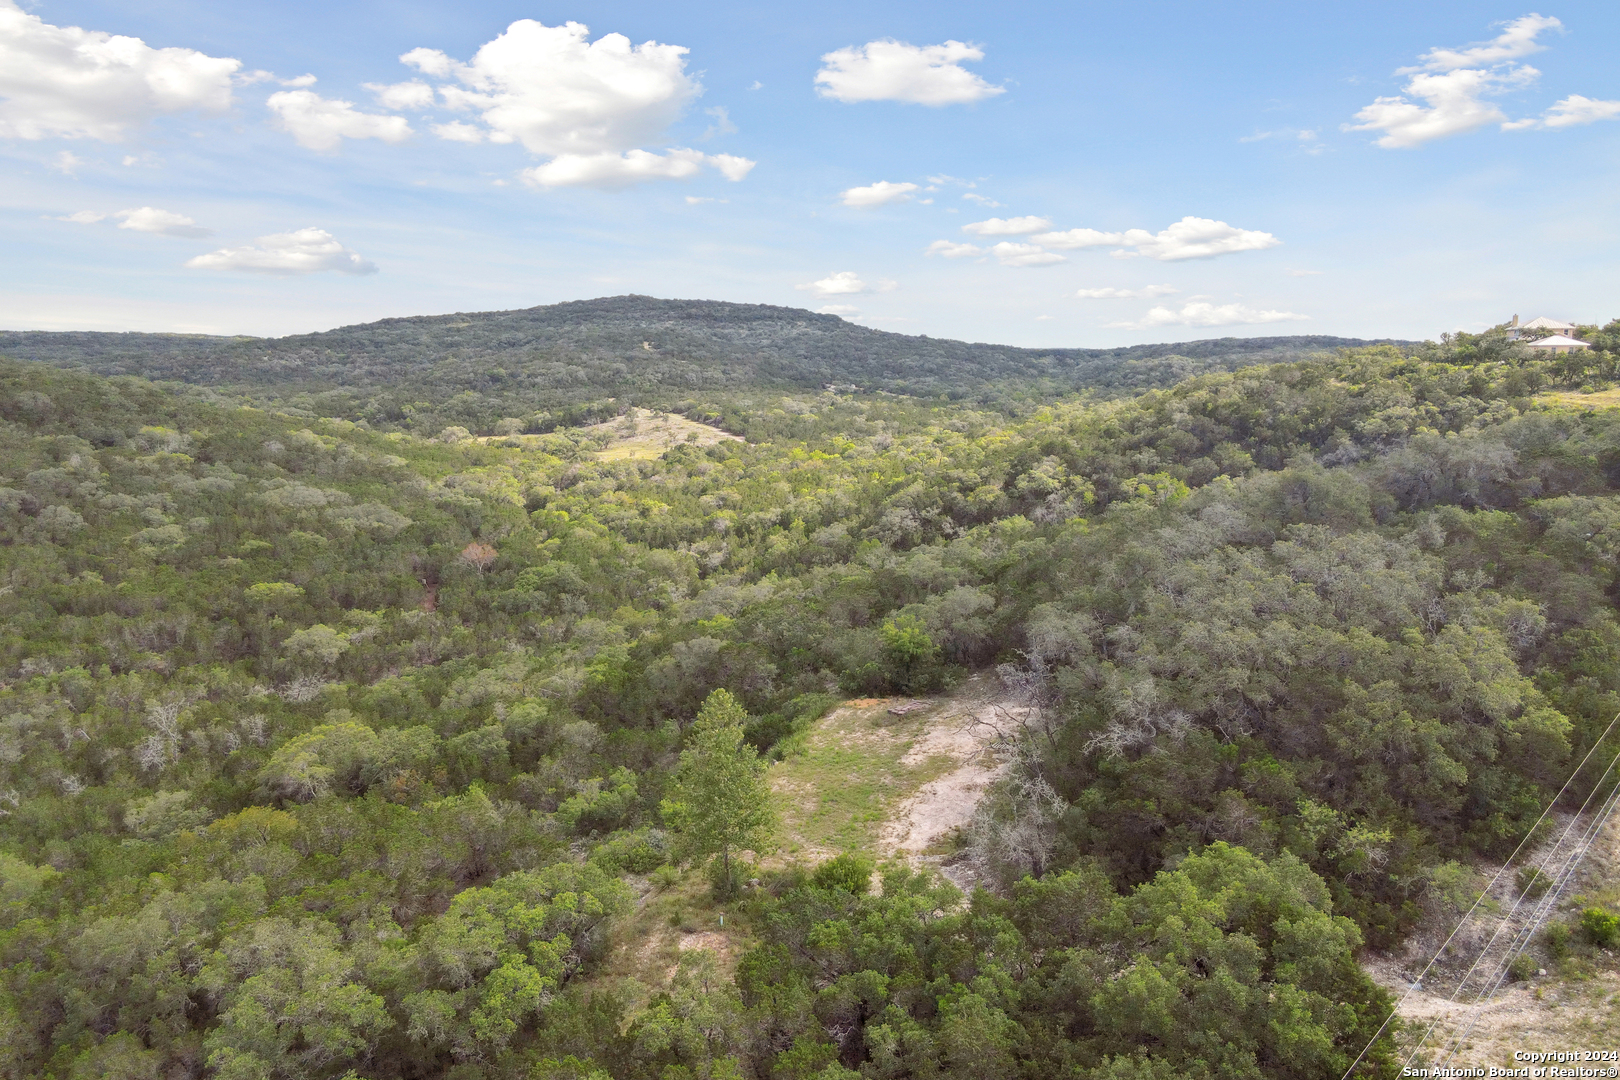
[1402,14,1561,73]
[709,154,755,181]
[963,215,1050,236]
[524,148,702,188]
[397,20,751,187]
[364,80,435,110]
[702,105,737,138]
[961,192,1001,207]
[1347,15,1565,148]
[115,206,210,238]
[52,149,82,174]
[795,271,896,297]
[1347,66,1535,148]
[1507,94,1620,130]
[991,242,1065,267]
[815,39,1004,105]
[267,90,411,151]
[1075,284,1177,299]
[185,227,377,275]
[280,74,318,88]
[1113,301,1308,329]
[519,148,752,188]
[1124,217,1282,261]
[406,21,692,153]
[432,121,484,143]
[841,180,918,207]
[685,196,727,204]
[0,0,239,141]
[925,240,981,258]
[1285,268,1323,277]
[1032,227,1144,250]
[817,304,860,315]
[1039,219,1279,260]
[57,206,210,237]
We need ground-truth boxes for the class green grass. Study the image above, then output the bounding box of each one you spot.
[769,698,959,855]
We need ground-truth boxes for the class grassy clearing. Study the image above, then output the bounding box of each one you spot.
[1539,388,1620,410]
[586,407,743,461]
[587,867,754,1011]
[769,697,962,858]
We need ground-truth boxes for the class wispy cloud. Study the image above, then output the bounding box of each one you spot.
[925,240,981,258]
[1110,301,1308,329]
[962,216,1050,236]
[1345,14,1574,148]
[1035,217,1280,261]
[1505,93,1620,131]
[991,242,1064,267]
[1075,284,1178,299]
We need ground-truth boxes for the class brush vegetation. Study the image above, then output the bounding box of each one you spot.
[0,311,1618,1079]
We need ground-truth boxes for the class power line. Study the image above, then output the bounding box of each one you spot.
[1437,766,1620,1065]
[1337,711,1620,1080]
[1408,742,1620,1071]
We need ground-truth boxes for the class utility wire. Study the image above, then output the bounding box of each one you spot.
[1437,767,1620,1065]
[1337,711,1620,1080]
[1408,742,1620,1071]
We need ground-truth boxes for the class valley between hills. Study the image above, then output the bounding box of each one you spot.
[1,297,1618,1080]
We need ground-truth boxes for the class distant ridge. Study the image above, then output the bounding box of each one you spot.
[0,295,1414,414]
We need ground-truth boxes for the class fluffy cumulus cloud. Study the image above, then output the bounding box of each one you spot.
[841,181,919,208]
[0,0,239,140]
[963,216,1050,236]
[925,240,981,258]
[1076,285,1177,299]
[991,242,1064,267]
[1114,301,1308,329]
[398,19,752,187]
[186,228,377,275]
[1346,15,1585,148]
[815,39,1003,105]
[267,90,412,151]
[795,272,896,297]
[59,207,210,238]
[1401,13,1560,73]
[1125,217,1282,261]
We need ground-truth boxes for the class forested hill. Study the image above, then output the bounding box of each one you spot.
[0,294,1403,412]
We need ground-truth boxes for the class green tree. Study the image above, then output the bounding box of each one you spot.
[662,689,776,896]
[881,615,939,692]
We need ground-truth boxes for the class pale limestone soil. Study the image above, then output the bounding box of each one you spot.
[1366,811,1620,1069]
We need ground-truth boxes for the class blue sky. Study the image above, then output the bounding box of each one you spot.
[1,0,1616,346]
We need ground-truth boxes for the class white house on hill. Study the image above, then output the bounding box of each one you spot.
[1522,334,1590,355]
[1506,315,1578,339]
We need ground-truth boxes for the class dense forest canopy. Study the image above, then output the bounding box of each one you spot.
[1,313,1619,1080]
[0,296,1410,435]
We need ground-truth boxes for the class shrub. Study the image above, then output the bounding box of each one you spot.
[1580,906,1620,948]
[1515,865,1552,899]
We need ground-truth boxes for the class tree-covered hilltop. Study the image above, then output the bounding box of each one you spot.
[2,334,1620,1079]
[0,295,1408,432]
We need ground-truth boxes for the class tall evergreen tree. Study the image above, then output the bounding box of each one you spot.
[661,689,776,896]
